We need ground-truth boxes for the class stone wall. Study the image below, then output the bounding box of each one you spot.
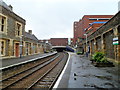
[81,11,120,61]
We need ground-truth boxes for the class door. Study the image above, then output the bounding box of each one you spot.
[15,43,19,57]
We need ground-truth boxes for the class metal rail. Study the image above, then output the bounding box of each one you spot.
[1,53,60,89]
[1,54,57,82]
[28,53,68,89]
[1,52,57,71]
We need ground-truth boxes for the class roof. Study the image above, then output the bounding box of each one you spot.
[50,38,68,40]
[0,0,12,11]
[85,22,107,31]
[82,15,113,20]
[0,0,26,23]
[24,32,39,42]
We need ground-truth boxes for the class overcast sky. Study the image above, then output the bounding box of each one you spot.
[4,0,120,39]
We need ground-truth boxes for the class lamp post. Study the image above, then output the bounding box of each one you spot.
[84,34,88,57]
[20,35,23,58]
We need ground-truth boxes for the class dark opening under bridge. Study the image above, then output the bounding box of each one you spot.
[52,46,75,52]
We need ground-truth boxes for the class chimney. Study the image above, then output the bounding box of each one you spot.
[8,5,13,11]
[28,30,32,34]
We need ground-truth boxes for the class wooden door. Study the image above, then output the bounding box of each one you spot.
[15,43,19,57]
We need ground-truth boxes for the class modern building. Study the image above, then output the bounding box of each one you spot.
[73,15,113,46]
[0,1,43,58]
[85,21,107,36]
[50,38,68,46]
[73,21,80,45]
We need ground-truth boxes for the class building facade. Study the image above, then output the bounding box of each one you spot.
[0,1,42,58]
[23,30,43,56]
[85,22,107,36]
[50,38,68,46]
[39,39,52,53]
[0,1,26,58]
[81,11,120,62]
[73,15,113,46]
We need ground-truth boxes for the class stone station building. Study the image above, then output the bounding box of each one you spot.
[0,1,43,59]
[81,11,120,62]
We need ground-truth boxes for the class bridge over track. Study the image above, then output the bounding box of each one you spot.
[52,46,75,52]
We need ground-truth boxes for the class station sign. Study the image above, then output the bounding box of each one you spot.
[113,37,119,45]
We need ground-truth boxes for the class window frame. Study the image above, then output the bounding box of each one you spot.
[0,14,7,34]
[15,21,22,37]
[0,40,5,56]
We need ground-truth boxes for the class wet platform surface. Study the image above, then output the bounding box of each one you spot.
[56,53,120,89]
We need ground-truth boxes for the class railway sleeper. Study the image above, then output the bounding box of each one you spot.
[42,79,53,82]
[35,84,50,88]
[39,81,52,85]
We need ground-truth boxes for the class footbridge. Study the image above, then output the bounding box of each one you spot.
[52,46,75,52]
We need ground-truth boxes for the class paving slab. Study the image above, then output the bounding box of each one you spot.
[56,52,120,89]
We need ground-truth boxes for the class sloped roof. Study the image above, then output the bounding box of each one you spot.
[24,32,39,42]
[0,0,12,11]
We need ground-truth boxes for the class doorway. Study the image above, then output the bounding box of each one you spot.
[15,43,19,57]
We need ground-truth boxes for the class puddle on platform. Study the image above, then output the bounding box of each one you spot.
[95,75,112,80]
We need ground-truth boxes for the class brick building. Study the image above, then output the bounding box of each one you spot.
[0,1,42,58]
[50,38,68,46]
[85,22,107,36]
[73,21,79,45]
[73,15,113,46]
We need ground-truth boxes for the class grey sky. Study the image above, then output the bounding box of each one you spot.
[4,0,119,39]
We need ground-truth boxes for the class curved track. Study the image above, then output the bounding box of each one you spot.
[0,52,68,89]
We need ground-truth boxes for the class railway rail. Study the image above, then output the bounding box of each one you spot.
[0,52,68,89]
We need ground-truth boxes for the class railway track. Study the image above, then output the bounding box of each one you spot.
[0,52,68,89]
[28,52,68,89]
[1,54,57,81]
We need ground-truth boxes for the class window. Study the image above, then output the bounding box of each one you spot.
[16,22,22,37]
[89,18,97,20]
[89,18,110,21]
[98,18,110,20]
[0,40,5,56]
[0,15,7,33]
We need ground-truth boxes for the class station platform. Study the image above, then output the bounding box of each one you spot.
[0,52,57,69]
[54,52,120,89]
